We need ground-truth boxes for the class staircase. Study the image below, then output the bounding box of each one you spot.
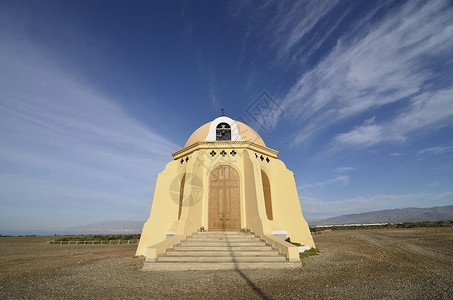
[143,231,301,271]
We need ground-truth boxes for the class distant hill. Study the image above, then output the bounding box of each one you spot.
[66,220,144,233]
[311,205,453,225]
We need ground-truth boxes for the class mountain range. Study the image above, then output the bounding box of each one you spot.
[66,220,144,233]
[311,205,453,225]
[63,205,453,232]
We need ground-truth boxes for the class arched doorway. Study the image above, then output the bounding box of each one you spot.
[261,170,273,220]
[208,165,240,231]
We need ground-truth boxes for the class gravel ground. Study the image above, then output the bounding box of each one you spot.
[0,227,452,299]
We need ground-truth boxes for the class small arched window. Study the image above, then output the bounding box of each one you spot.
[216,122,231,141]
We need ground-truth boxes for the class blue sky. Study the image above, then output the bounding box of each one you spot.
[1,0,452,232]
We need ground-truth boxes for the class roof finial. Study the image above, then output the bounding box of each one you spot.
[221,108,225,116]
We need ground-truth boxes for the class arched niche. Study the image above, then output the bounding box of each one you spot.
[261,170,273,220]
[178,174,186,220]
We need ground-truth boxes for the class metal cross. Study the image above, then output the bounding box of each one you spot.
[221,108,225,116]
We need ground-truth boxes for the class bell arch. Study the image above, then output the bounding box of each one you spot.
[216,122,231,141]
[261,170,273,220]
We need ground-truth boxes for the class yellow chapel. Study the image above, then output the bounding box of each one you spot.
[136,115,315,270]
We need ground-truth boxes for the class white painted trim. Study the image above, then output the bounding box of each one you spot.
[271,231,288,235]
[272,231,287,241]
[165,232,176,238]
[205,116,242,142]
[298,245,311,253]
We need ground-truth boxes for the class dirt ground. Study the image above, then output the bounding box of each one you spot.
[0,227,452,299]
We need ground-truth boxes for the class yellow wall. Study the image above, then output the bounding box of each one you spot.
[176,150,204,236]
[268,160,315,248]
[135,160,182,256]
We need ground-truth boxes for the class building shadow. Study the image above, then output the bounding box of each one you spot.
[223,232,271,300]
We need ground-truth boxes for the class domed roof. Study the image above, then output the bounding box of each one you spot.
[185,116,266,148]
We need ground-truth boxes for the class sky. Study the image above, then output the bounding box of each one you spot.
[1,0,452,232]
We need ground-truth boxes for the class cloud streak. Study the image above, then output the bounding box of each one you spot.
[0,38,178,230]
[334,167,356,173]
[272,0,453,150]
[417,145,453,155]
[333,87,453,150]
[300,175,349,189]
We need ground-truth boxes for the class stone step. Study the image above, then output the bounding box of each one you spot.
[165,250,279,256]
[172,245,274,251]
[197,231,246,235]
[185,239,262,243]
[179,241,265,247]
[191,234,252,237]
[157,256,287,262]
[187,235,259,240]
[143,261,302,271]
[143,231,300,271]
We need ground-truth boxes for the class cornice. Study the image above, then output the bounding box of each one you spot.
[172,141,279,160]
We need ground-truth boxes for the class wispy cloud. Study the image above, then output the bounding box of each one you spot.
[230,0,343,88]
[267,0,341,63]
[417,145,453,155]
[208,67,218,107]
[271,0,453,149]
[0,38,178,230]
[333,87,453,150]
[389,153,405,157]
[232,0,343,63]
[300,175,349,189]
[334,167,356,173]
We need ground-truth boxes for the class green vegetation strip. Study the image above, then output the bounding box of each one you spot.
[53,234,140,242]
[48,234,140,244]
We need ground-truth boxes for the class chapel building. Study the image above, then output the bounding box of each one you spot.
[136,115,315,269]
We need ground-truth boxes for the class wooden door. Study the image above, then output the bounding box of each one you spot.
[208,165,240,231]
